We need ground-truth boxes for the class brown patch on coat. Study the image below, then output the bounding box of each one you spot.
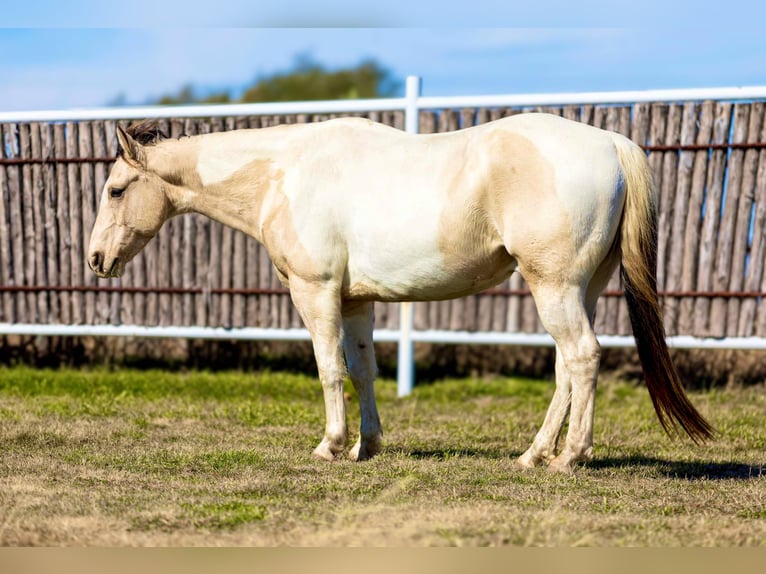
[481,130,573,287]
[161,138,325,291]
[435,129,572,294]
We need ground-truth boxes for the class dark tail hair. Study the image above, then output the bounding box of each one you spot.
[613,135,714,443]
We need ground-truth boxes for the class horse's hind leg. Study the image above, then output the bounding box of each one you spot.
[517,245,619,470]
[342,301,383,461]
[516,345,572,468]
[522,283,601,474]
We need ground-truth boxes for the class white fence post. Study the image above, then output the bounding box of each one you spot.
[397,76,421,397]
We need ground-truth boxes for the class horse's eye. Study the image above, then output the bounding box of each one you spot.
[110,187,125,199]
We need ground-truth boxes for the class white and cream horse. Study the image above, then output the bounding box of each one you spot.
[88,113,712,473]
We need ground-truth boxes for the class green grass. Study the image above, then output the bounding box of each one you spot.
[0,365,764,546]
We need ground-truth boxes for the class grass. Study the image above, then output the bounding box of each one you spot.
[0,365,764,546]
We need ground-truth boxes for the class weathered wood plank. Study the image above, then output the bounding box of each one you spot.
[751,112,766,336]
[66,122,85,323]
[710,104,750,336]
[6,124,28,323]
[656,104,682,330]
[561,105,580,123]
[728,103,764,336]
[53,124,71,324]
[663,103,699,334]
[29,124,49,326]
[18,124,39,324]
[0,125,15,322]
[678,101,714,335]
[41,123,60,323]
[694,103,733,335]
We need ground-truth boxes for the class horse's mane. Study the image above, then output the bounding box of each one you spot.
[118,120,168,157]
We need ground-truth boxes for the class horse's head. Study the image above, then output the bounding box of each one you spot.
[88,123,175,278]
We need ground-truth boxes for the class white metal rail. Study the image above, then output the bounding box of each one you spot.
[3,77,766,395]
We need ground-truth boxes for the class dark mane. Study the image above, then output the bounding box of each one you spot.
[117,120,168,157]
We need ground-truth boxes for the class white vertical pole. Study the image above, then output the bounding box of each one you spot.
[397,76,421,397]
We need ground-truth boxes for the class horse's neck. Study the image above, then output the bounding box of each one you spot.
[160,130,286,242]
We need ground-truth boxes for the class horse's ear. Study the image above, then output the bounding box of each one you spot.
[116,126,145,166]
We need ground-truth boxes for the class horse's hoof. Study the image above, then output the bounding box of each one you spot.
[515,450,544,469]
[513,458,536,470]
[348,437,382,461]
[312,449,337,462]
[312,441,342,462]
[546,457,575,475]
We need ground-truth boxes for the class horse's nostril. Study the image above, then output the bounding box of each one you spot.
[89,252,103,273]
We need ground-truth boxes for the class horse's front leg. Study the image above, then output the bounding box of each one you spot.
[290,278,348,461]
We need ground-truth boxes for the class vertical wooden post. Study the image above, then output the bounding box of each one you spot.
[41,123,60,324]
[710,104,749,336]
[663,103,699,334]
[7,124,28,323]
[694,103,733,335]
[728,103,764,336]
[678,101,714,335]
[0,125,15,322]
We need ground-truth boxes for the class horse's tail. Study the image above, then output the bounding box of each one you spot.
[612,134,714,443]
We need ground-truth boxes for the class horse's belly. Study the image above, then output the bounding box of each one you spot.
[343,249,516,302]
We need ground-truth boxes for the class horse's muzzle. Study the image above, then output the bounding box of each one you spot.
[88,251,121,278]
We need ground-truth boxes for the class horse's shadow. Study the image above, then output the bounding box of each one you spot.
[588,456,764,481]
[404,448,763,481]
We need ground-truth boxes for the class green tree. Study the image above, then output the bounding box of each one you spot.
[241,56,399,102]
[155,84,231,106]
[146,56,400,105]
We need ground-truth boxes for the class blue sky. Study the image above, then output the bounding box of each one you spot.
[1,1,764,112]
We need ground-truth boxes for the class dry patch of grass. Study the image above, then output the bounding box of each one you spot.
[0,366,764,546]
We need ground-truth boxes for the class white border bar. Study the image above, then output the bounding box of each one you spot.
[4,323,766,351]
[418,85,766,109]
[0,98,409,124]
[3,85,766,124]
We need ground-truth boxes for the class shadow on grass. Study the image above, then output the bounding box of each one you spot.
[589,456,765,480]
[400,447,764,480]
[403,447,511,460]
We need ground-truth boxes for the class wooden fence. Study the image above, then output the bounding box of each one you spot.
[1,100,766,338]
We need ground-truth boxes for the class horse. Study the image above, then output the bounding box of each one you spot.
[87,113,713,474]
